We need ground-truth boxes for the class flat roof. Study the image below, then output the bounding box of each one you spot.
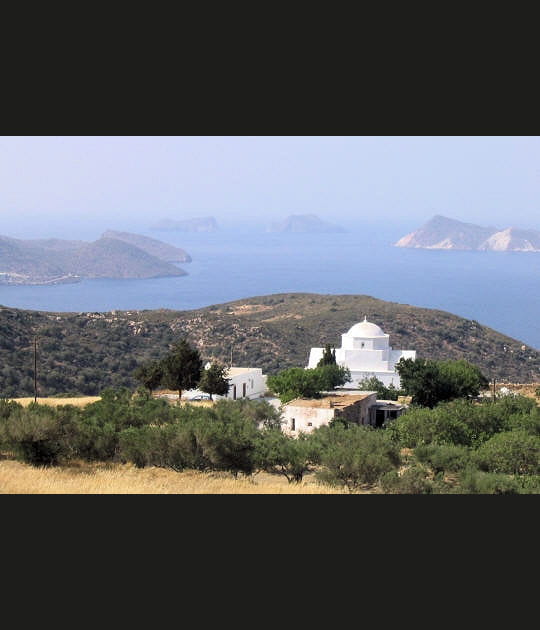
[226,367,263,377]
[286,394,374,409]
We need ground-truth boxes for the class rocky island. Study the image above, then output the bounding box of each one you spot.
[150,216,218,232]
[267,214,346,233]
[395,215,540,252]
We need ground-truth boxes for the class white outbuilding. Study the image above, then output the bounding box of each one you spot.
[181,365,267,401]
[307,317,416,388]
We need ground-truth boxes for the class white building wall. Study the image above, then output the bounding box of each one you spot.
[307,348,324,368]
[225,369,267,400]
[282,405,335,435]
[184,368,267,401]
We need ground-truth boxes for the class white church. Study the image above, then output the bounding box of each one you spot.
[307,317,416,388]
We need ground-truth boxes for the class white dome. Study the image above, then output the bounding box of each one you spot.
[346,317,386,338]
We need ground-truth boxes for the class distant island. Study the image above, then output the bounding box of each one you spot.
[102,230,192,262]
[267,214,346,233]
[395,215,540,252]
[150,216,219,232]
[0,232,190,286]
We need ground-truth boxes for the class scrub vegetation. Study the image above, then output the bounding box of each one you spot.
[1,383,538,493]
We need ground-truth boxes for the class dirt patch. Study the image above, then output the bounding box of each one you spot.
[228,304,273,315]
[261,314,303,322]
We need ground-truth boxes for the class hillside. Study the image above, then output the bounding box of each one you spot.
[268,214,346,233]
[0,293,539,397]
[395,215,540,252]
[101,230,192,262]
[0,234,187,284]
[66,238,188,279]
[150,216,218,232]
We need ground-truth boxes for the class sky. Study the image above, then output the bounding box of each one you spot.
[1,136,539,239]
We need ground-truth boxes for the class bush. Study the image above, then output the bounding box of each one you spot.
[473,430,540,475]
[414,443,471,474]
[118,426,164,468]
[357,377,403,401]
[456,469,522,494]
[0,403,79,466]
[256,429,318,482]
[388,404,470,447]
[73,387,175,461]
[194,401,261,476]
[0,398,23,420]
[380,465,433,494]
[314,424,401,492]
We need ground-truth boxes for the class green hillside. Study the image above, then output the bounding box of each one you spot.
[1,293,538,397]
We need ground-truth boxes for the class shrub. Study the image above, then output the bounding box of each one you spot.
[118,426,164,468]
[0,403,79,466]
[388,404,470,447]
[314,424,401,492]
[380,465,433,494]
[256,429,318,482]
[357,376,403,401]
[75,387,174,461]
[414,443,471,474]
[194,401,261,476]
[0,398,23,420]
[456,469,522,494]
[473,430,540,475]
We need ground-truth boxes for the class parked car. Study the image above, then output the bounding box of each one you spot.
[188,393,211,401]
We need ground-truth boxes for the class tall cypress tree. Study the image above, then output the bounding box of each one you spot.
[317,343,337,367]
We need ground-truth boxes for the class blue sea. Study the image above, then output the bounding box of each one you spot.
[1,226,539,350]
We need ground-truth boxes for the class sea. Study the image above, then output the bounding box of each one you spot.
[1,225,539,350]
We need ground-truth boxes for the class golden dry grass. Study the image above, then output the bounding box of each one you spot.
[9,396,101,408]
[0,460,350,494]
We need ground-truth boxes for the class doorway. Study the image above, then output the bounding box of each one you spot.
[375,409,386,427]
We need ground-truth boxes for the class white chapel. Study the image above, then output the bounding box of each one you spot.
[307,317,416,388]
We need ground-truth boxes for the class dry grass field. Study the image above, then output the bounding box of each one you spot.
[0,459,351,494]
[9,396,101,408]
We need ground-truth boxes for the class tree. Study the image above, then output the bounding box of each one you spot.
[396,357,488,408]
[161,339,203,403]
[317,364,351,390]
[198,362,230,400]
[357,376,403,400]
[317,344,336,367]
[133,360,163,394]
[267,365,350,403]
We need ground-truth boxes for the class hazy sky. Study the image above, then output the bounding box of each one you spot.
[1,136,539,238]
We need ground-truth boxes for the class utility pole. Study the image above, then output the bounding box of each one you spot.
[33,335,38,403]
[230,344,233,368]
[492,376,496,402]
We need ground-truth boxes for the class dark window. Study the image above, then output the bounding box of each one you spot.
[291,418,296,431]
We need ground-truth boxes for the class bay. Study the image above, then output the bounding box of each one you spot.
[0,227,538,350]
